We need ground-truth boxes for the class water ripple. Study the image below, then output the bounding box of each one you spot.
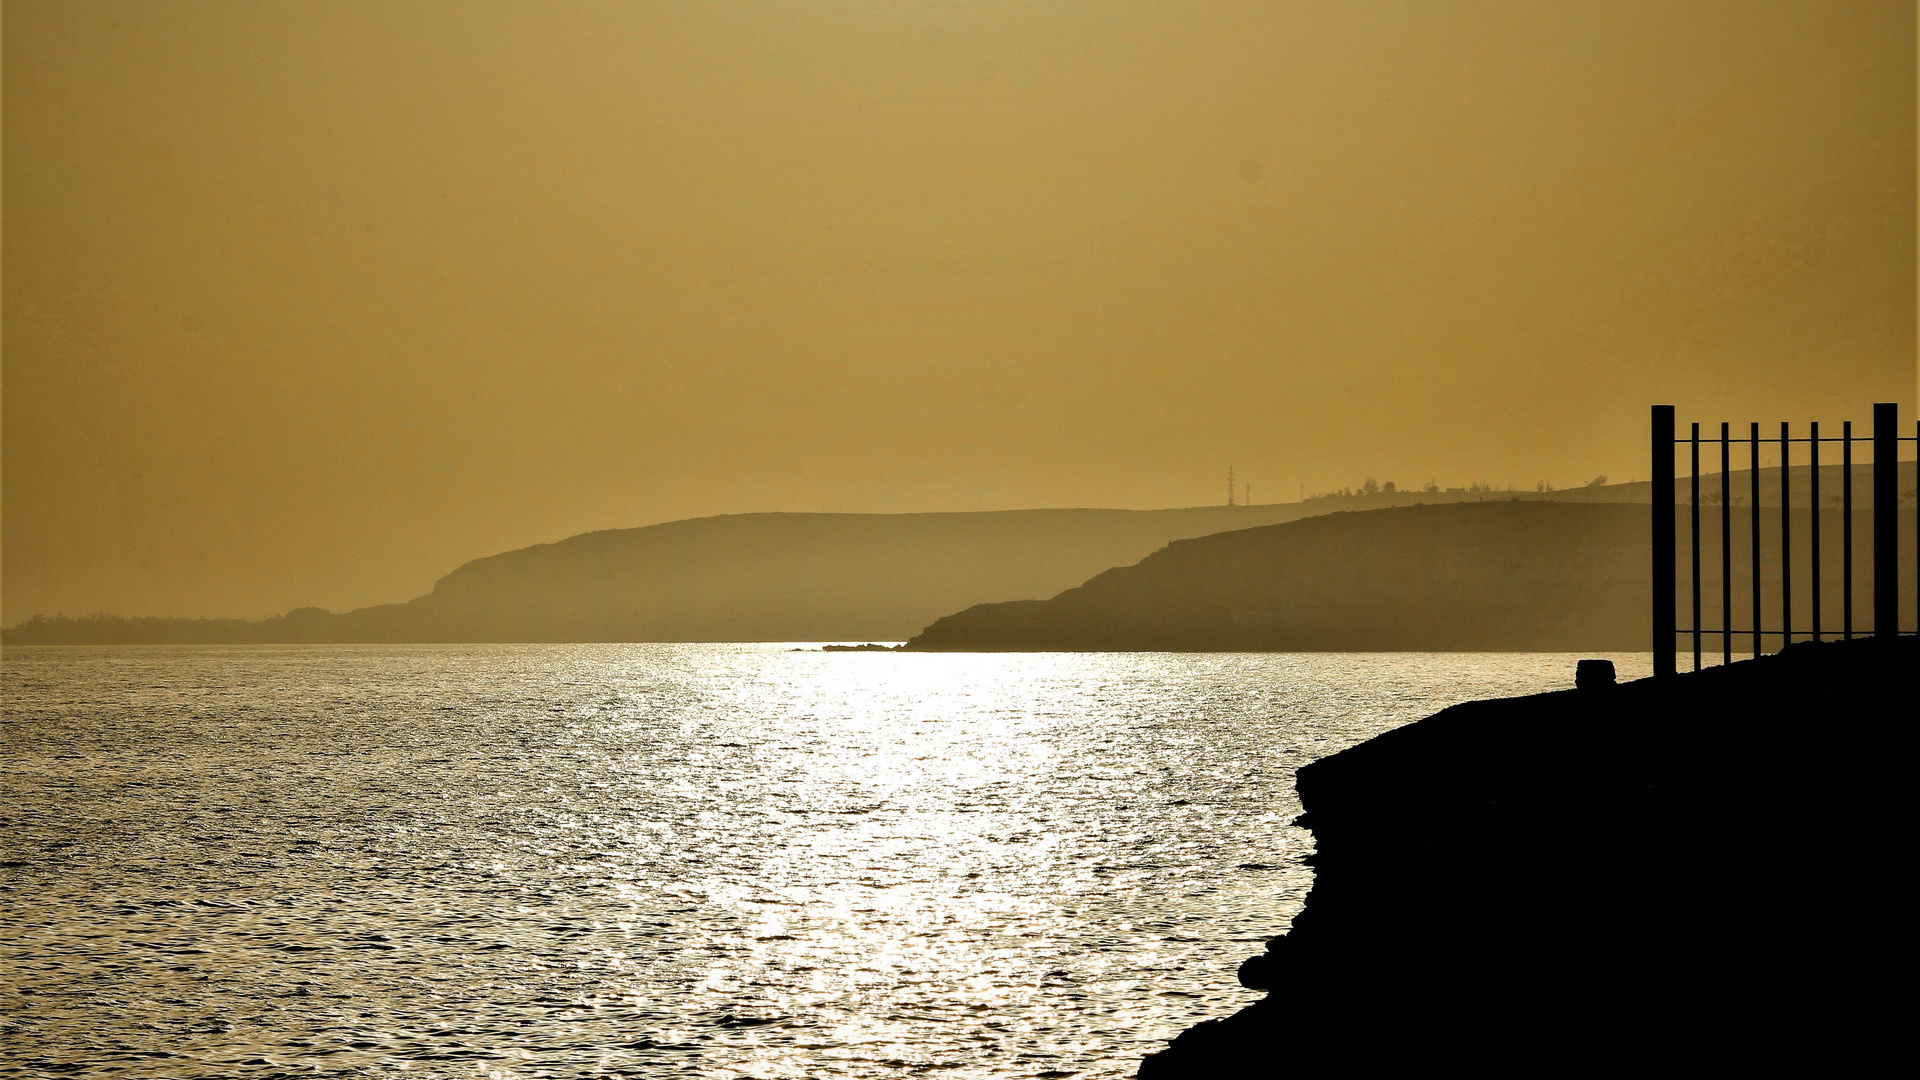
[1,644,1646,1078]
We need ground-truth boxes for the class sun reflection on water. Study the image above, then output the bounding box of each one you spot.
[1,645,1647,1077]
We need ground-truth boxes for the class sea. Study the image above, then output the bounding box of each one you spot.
[1,645,1650,1079]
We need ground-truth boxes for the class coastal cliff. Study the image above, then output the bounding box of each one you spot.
[1138,635,1912,1074]
[911,502,1653,651]
[907,501,1903,652]
[2,505,1320,644]
[9,479,1905,646]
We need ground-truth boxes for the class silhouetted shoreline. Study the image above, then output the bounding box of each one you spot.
[909,501,1912,652]
[1,506,1337,645]
[1137,635,1912,1075]
[13,472,1907,647]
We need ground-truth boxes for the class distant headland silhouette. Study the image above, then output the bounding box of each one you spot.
[7,464,1910,648]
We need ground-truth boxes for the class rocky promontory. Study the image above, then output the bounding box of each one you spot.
[906,500,1897,653]
[1138,635,1911,1074]
[909,502,1655,651]
[2,505,1329,644]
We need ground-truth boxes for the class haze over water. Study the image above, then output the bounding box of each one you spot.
[2,646,1648,1078]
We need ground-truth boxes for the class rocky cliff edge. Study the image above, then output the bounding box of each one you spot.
[1139,635,1913,1075]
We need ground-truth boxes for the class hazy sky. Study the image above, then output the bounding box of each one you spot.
[4,0,1915,621]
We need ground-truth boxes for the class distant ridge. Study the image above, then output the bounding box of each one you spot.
[904,502,1653,652]
[903,497,1910,652]
[2,504,1335,644]
[11,465,1902,646]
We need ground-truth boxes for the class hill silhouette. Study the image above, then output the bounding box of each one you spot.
[4,505,1331,644]
[10,465,1903,646]
[905,499,1907,652]
[906,502,1650,651]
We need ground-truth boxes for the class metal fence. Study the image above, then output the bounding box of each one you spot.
[1651,402,1917,678]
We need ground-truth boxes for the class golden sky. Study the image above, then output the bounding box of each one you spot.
[3,0,1915,621]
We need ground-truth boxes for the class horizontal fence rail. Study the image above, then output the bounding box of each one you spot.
[1651,402,1917,677]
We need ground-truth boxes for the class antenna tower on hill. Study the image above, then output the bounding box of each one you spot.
[1227,466,1236,506]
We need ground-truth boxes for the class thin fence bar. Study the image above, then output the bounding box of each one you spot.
[1668,409,1917,651]
[1751,422,1762,657]
[1652,406,1676,676]
[1690,424,1701,670]
[1843,421,1853,639]
[1781,421,1791,648]
[1874,403,1896,636]
[1721,422,1731,664]
[1810,422,1820,642]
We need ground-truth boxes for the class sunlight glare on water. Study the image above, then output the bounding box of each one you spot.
[0,645,1648,1078]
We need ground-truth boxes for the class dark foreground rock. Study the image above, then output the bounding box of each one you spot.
[1140,636,1913,1076]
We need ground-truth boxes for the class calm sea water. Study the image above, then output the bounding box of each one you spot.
[1,645,1649,1079]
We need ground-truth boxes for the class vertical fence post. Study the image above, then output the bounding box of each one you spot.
[1653,405,1676,676]
[1843,421,1853,639]
[1750,423,1762,657]
[1721,422,1731,664]
[1781,422,1791,648]
[1874,403,1897,637]
[1810,422,1820,641]
[1690,425,1701,670]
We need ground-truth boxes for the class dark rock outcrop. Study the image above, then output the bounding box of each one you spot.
[1139,636,1913,1075]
